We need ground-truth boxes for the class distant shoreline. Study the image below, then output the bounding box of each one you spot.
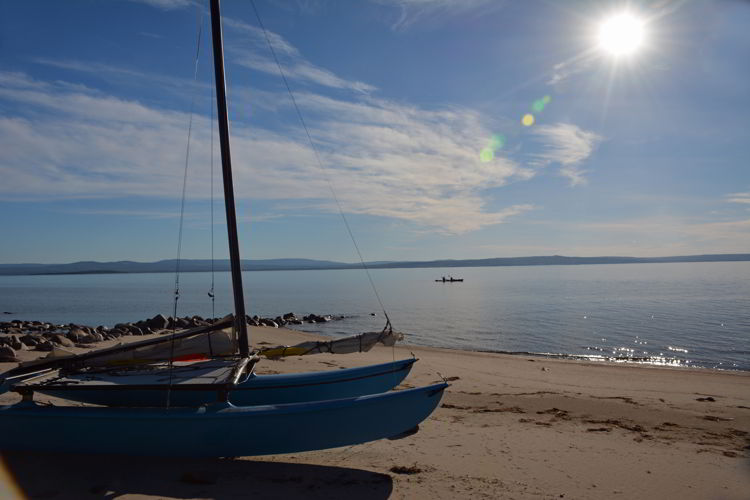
[0,253,748,276]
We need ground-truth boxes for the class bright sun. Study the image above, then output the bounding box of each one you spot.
[598,12,645,56]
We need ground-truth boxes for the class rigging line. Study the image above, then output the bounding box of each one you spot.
[209,90,216,321]
[208,86,216,355]
[249,0,391,327]
[168,1,205,408]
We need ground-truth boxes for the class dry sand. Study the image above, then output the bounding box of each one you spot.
[1,326,748,499]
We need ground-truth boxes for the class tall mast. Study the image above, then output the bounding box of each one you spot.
[209,0,249,356]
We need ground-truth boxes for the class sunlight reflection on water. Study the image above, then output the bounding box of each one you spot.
[1,262,748,370]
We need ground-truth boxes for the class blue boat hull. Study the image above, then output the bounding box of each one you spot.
[0,383,447,457]
[33,358,417,407]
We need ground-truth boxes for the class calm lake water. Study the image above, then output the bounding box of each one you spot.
[0,262,748,370]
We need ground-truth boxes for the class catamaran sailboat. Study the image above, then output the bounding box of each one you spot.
[0,0,446,457]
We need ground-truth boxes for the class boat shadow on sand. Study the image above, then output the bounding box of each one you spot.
[2,451,393,499]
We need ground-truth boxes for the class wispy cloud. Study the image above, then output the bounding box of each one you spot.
[373,0,501,31]
[126,0,373,93]
[224,18,376,94]
[531,123,602,185]
[126,0,196,10]
[0,71,534,234]
[726,192,750,205]
[32,58,210,97]
[579,215,750,255]
[547,53,598,87]
[61,208,187,219]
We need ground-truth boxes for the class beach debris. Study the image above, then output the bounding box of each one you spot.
[702,415,733,422]
[591,395,639,405]
[441,403,471,410]
[389,464,423,475]
[537,408,570,420]
[584,419,646,433]
[474,405,525,414]
[696,396,716,402]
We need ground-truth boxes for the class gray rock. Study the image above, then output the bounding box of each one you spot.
[68,329,101,344]
[0,345,17,362]
[35,340,54,352]
[47,334,75,347]
[9,335,25,350]
[148,314,169,330]
[66,328,86,342]
[20,334,39,347]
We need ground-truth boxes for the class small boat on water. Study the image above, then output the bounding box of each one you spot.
[435,276,464,282]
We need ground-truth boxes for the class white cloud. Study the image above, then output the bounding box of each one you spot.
[531,123,602,185]
[0,71,533,234]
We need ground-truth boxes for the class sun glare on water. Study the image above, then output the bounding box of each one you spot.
[598,12,645,57]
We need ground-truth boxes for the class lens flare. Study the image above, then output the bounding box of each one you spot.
[489,134,505,150]
[479,134,506,162]
[480,147,495,162]
[522,114,535,126]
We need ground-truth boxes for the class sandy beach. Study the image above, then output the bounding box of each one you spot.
[1,325,748,499]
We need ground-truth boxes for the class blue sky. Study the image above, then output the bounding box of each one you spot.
[1,0,748,264]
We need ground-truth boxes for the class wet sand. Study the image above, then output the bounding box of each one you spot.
[1,326,748,499]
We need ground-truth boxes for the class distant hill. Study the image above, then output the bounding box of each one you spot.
[0,254,748,276]
[364,254,750,269]
[0,259,350,275]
